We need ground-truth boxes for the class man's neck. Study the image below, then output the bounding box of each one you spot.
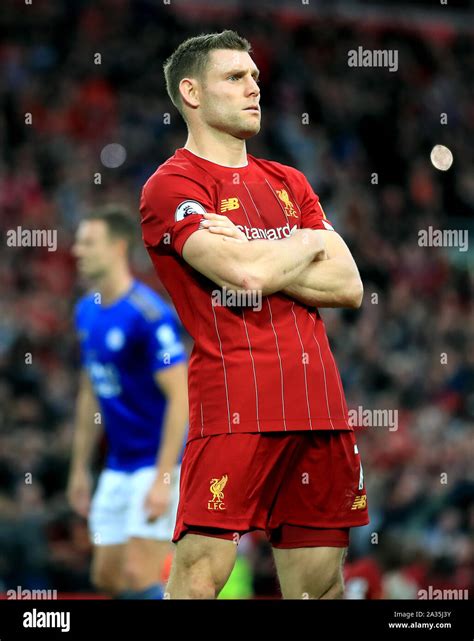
[184,130,247,168]
[92,270,134,306]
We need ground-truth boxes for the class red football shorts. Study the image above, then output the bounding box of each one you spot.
[173,430,369,548]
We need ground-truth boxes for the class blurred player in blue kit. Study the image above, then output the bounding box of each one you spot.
[67,206,188,599]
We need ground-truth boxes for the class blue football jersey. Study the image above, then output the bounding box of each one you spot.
[75,280,187,472]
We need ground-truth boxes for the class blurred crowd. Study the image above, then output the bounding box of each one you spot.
[0,0,472,598]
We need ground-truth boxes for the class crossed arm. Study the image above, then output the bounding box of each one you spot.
[181,213,363,309]
[280,231,363,308]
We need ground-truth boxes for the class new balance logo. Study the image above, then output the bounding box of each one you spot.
[220,198,240,212]
[351,495,367,510]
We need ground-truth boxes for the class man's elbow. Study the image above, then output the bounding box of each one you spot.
[225,246,277,295]
[241,269,280,296]
[237,271,267,294]
[225,261,269,294]
[344,279,364,308]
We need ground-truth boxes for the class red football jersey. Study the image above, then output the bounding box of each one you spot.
[140,147,352,441]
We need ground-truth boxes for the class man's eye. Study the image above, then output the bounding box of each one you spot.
[228,75,239,81]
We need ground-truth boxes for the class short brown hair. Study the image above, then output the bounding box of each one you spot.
[84,205,136,249]
[163,30,251,118]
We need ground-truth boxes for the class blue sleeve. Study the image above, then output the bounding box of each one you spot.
[144,311,187,373]
[74,299,86,366]
[73,300,81,331]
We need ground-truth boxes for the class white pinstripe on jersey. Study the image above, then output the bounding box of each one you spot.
[211,303,232,433]
[290,303,314,429]
[241,309,261,432]
[200,401,204,438]
[266,298,287,430]
[308,310,335,429]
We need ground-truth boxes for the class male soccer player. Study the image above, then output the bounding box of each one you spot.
[140,31,368,599]
[67,206,188,599]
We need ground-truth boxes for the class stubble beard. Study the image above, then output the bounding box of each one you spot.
[224,111,261,140]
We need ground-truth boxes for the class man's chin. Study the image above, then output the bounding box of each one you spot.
[236,123,261,140]
[77,269,104,282]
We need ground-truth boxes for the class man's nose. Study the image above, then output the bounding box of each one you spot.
[246,77,260,96]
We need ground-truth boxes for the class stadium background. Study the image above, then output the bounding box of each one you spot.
[0,0,472,599]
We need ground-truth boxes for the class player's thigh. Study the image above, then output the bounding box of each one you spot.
[91,543,127,592]
[273,545,346,599]
[172,532,237,588]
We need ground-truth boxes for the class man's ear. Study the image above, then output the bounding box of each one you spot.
[179,78,200,110]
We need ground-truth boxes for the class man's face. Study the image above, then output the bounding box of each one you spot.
[197,49,261,139]
[72,220,124,281]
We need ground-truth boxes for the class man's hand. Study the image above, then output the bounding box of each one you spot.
[67,468,92,518]
[144,476,172,523]
[200,213,249,242]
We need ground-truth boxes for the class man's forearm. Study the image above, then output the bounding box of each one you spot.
[222,229,325,295]
[70,376,102,472]
[71,406,102,473]
[282,255,363,308]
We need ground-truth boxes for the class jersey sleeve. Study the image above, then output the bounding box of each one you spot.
[290,169,335,232]
[143,310,187,374]
[73,299,86,365]
[140,171,215,257]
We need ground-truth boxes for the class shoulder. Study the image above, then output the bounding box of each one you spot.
[248,155,307,186]
[126,282,176,325]
[74,292,96,321]
[142,150,212,202]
